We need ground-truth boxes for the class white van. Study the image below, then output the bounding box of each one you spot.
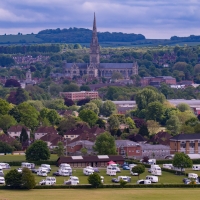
[106,166,117,176]
[0,163,10,169]
[41,164,51,171]
[192,165,200,171]
[188,173,198,179]
[163,164,173,169]
[146,175,158,183]
[0,177,5,184]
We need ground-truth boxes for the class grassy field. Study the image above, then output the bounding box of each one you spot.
[2,166,185,185]
[1,189,200,200]
[0,155,58,162]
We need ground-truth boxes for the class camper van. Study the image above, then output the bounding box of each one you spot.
[83,167,94,176]
[188,173,198,179]
[37,170,47,177]
[146,175,158,183]
[148,159,156,165]
[46,177,56,184]
[60,166,72,175]
[148,165,160,173]
[192,165,200,171]
[0,163,10,169]
[21,162,35,169]
[106,166,117,176]
[64,176,79,185]
[163,164,173,169]
[59,169,70,176]
[59,163,71,168]
[151,166,162,176]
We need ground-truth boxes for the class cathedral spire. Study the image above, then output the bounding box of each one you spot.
[93,12,97,32]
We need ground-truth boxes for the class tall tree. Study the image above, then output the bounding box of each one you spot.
[173,152,192,172]
[0,98,11,115]
[93,132,117,155]
[0,114,17,133]
[135,88,165,111]
[101,100,117,117]
[108,115,120,130]
[79,109,98,127]
[55,141,65,157]
[80,102,99,115]
[26,140,50,161]
[20,127,29,143]
[166,115,181,135]
[15,87,29,105]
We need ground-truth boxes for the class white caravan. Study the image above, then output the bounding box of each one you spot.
[117,176,131,182]
[46,177,56,184]
[0,163,10,169]
[38,167,50,173]
[188,173,198,179]
[83,167,94,176]
[59,163,71,168]
[137,179,151,184]
[0,177,5,184]
[21,162,35,169]
[145,175,158,183]
[106,166,117,176]
[39,179,54,185]
[151,166,162,176]
[163,164,173,169]
[148,159,156,165]
[129,164,137,169]
[59,169,70,176]
[64,176,79,185]
[41,164,51,171]
[109,164,121,172]
[37,170,47,177]
[148,165,160,173]
[60,167,72,175]
[192,165,200,171]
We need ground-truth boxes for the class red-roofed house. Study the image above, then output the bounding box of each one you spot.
[7,125,30,139]
[34,126,58,140]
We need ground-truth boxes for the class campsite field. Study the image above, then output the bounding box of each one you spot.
[1,189,200,200]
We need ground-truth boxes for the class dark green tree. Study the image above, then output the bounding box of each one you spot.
[15,87,29,105]
[79,109,98,127]
[20,127,29,143]
[80,85,91,91]
[5,169,22,188]
[21,168,36,189]
[172,152,192,172]
[138,125,149,138]
[101,100,117,117]
[93,132,117,155]
[131,164,145,179]
[26,140,50,161]
[0,141,13,154]
[88,173,102,188]
[0,98,11,115]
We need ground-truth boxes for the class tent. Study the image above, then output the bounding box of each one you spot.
[107,160,116,165]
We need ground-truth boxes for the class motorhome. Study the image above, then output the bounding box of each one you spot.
[0,163,10,169]
[0,177,5,184]
[21,162,35,169]
[38,167,50,173]
[163,164,173,169]
[151,166,162,176]
[46,177,56,184]
[148,165,160,173]
[145,175,158,183]
[106,166,117,176]
[60,166,72,175]
[188,173,198,179]
[109,164,121,172]
[192,165,200,171]
[41,164,51,171]
[83,167,94,176]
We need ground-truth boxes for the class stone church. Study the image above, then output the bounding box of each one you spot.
[64,14,138,78]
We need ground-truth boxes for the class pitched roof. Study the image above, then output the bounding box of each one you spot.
[7,125,29,132]
[0,134,16,145]
[40,133,61,142]
[57,155,124,164]
[170,133,200,141]
[35,126,57,134]
[115,140,138,147]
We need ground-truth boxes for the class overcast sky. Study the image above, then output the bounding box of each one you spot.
[0,0,200,39]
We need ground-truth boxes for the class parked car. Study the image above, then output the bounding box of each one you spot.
[52,171,60,176]
[123,166,130,170]
[137,179,151,184]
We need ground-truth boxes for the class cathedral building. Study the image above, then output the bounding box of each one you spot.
[64,13,138,78]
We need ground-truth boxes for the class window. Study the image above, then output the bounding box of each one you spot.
[136,150,140,153]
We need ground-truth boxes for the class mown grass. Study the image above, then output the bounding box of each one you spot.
[1,189,200,200]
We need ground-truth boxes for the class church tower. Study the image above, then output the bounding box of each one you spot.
[26,69,32,81]
[89,13,100,66]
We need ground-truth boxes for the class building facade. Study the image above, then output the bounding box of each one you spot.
[64,13,138,78]
[60,91,99,101]
[7,125,31,139]
[170,133,200,154]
